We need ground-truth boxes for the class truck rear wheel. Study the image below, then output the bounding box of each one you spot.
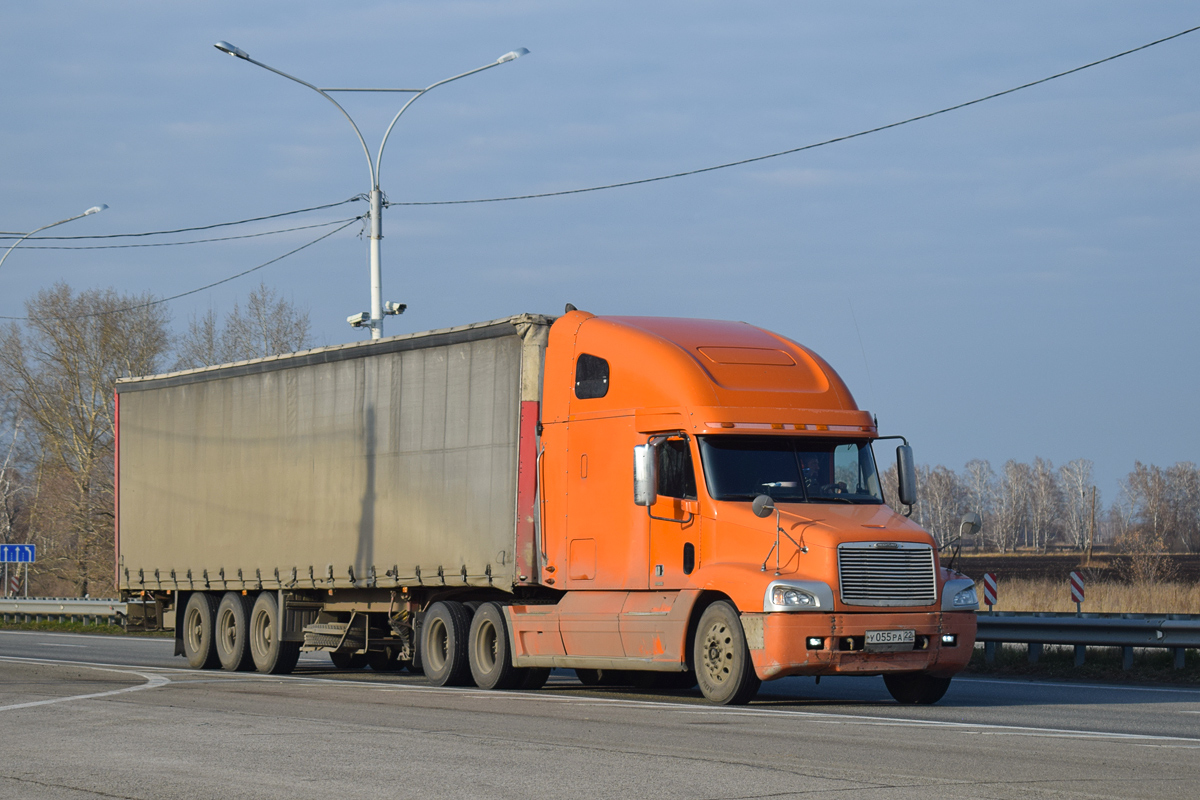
[216,592,255,671]
[329,651,368,669]
[182,593,219,670]
[468,602,523,690]
[883,673,952,705]
[693,601,760,705]
[249,592,300,675]
[422,601,472,686]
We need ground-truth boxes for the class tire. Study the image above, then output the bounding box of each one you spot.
[693,601,760,705]
[468,602,523,690]
[329,651,368,670]
[249,592,300,675]
[883,673,952,705]
[421,601,472,686]
[215,592,255,672]
[519,667,551,690]
[182,593,220,670]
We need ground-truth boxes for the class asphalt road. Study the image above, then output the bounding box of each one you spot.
[1,630,1197,799]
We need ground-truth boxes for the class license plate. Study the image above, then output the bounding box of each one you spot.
[865,629,915,652]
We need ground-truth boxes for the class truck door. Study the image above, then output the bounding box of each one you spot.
[647,435,700,589]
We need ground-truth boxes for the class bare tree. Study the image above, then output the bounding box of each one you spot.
[175,283,311,369]
[0,284,170,596]
[993,461,1031,553]
[1166,462,1200,553]
[914,464,964,547]
[961,459,995,551]
[0,395,29,548]
[1027,457,1062,553]
[1059,459,1095,551]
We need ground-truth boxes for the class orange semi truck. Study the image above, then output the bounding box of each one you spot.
[116,310,978,705]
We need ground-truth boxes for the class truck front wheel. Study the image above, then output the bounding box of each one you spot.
[693,602,760,705]
[422,601,472,686]
[182,593,219,670]
[883,673,952,705]
[249,592,300,675]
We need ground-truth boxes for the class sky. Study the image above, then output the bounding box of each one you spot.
[2,2,1198,504]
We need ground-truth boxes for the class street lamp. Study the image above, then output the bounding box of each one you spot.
[214,42,530,340]
[0,204,108,273]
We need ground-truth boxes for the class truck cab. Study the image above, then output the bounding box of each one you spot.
[509,310,977,703]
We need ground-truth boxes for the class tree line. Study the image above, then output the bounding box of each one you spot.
[0,283,311,597]
[881,456,1200,557]
[2,283,1195,596]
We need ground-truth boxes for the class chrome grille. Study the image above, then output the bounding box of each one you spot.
[837,542,937,607]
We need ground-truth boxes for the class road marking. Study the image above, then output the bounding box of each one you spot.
[40,643,85,648]
[2,653,1195,745]
[0,658,170,712]
[957,675,1200,697]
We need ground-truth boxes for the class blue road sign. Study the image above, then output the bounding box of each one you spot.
[0,544,35,563]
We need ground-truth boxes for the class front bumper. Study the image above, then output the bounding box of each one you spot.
[744,610,976,681]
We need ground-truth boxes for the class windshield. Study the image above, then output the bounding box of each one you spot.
[698,436,884,504]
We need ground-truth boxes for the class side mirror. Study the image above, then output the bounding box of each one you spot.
[959,511,982,538]
[751,494,776,518]
[896,445,917,507]
[633,443,657,507]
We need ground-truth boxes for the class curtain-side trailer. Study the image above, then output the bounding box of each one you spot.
[117,310,978,705]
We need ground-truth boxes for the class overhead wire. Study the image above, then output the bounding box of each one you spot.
[386,23,1200,206]
[2,217,361,250]
[0,196,364,241]
[0,218,361,322]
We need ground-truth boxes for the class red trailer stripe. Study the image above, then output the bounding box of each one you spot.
[514,401,540,585]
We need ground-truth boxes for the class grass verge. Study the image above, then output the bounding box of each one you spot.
[965,642,1200,685]
[0,620,172,637]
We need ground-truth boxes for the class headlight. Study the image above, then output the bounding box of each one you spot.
[952,586,978,608]
[772,587,818,607]
[764,580,833,612]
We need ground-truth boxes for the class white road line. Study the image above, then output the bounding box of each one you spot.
[0,658,170,712]
[957,675,1200,696]
[1,653,1195,745]
[40,644,85,648]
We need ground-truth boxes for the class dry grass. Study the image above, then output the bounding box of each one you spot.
[979,578,1200,614]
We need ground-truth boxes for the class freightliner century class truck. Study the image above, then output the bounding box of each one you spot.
[116,310,979,705]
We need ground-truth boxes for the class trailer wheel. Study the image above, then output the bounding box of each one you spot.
[422,601,472,686]
[468,603,523,690]
[883,673,952,705]
[693,601,760,705]
[182,593,220,670]
[249,592,300,675]
[216,593,255,671]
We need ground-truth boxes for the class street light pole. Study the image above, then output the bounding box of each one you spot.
[0,204,109,273]
[214,42,529,340]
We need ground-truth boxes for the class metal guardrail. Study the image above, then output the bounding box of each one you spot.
[976,611,1199,670]
[0,597,126,625]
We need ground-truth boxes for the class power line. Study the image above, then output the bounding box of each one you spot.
[0,196,364,241]
[0,219,360,322]
[1,217,362,251]
[386,24,1200,207]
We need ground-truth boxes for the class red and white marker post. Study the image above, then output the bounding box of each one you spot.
[982,572,997,611]
[1070,570,1085,614]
